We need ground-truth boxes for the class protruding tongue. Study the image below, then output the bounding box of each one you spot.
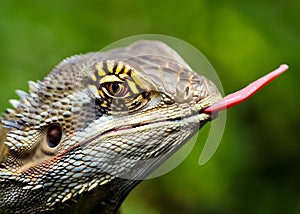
[203,64,289,114]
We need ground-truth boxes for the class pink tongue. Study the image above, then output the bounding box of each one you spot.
[203,64,289,114]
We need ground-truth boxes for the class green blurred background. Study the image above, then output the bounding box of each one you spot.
[0,0,299,213]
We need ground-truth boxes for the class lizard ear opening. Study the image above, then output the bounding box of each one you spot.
[46,124,62,148]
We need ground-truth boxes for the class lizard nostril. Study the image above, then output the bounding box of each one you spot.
[46,124,62,148]
[185,86,190,97]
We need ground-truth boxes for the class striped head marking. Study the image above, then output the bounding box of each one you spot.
[87,60,152,114]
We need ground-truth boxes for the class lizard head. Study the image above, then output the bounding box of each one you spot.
[0,41,222,213]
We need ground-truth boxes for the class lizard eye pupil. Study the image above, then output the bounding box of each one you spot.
[105,82,128,97]
[47,124,62,148]
[111,82,121,94]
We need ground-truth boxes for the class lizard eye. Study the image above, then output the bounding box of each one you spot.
[88,61,153,114]
[46,124,62,148]
[103,81,128,98]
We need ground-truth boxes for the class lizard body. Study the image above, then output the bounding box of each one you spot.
[0,41,222,213]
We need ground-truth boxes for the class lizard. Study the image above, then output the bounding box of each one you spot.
[0,40,288,213]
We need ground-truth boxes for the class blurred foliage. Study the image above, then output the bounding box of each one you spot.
[0,0,299,213]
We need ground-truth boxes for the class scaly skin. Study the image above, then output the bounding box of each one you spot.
[0,41,222,213]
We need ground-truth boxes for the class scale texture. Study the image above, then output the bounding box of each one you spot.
[0,40,222,213]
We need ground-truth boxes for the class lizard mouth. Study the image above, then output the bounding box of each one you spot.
[82,114,208,148]
[81,97,215,148]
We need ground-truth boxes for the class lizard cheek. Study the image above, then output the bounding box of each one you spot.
[46,124,62,148]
